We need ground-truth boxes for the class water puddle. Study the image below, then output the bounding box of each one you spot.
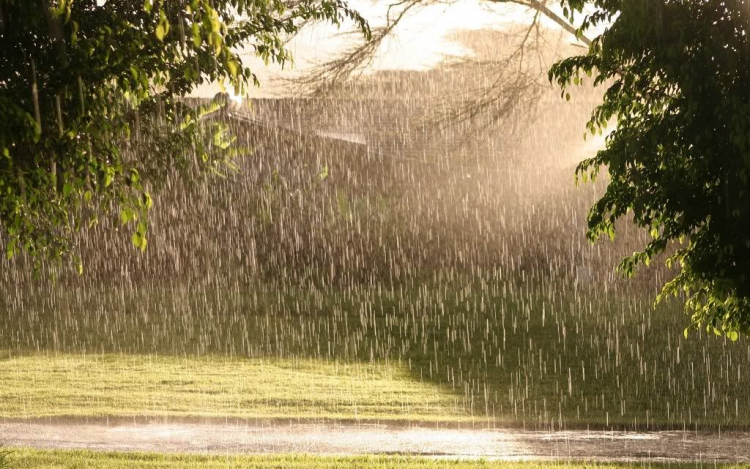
[3,421,749,463]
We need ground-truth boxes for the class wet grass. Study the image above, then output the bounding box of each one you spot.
[9,449,750,469]
[1,276,748,430]
[0,353,466,422]
[0,449,10,469]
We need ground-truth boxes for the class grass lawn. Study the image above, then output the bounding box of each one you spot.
[9,449,750,469]
[0,353,467,422]
[1,279,749,429]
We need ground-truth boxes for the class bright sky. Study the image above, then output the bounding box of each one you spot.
[191,0,576,98]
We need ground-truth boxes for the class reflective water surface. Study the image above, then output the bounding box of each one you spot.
[4,421,750,463]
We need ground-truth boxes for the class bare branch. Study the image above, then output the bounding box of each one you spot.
[285,0,591,136]
[289,0,422,95]
[504,0,592,46]
[290,0,589,96]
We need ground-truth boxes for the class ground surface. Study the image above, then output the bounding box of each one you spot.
[4,421,750,463]
[2,334,749,429]
[12,449,750,469]
[0,354,463,423]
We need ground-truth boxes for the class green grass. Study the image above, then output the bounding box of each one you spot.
[1,278,749,429]
[0,449,10,469]
[0,353,467,422]
[9,449,750,469]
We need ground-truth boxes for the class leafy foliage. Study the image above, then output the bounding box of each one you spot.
[550,0,750,337]
[0,0,368,271]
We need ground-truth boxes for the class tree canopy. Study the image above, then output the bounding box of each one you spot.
[0,0,367,271]
[550,0,750,338]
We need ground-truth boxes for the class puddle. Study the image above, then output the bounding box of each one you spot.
[2,421,749,463]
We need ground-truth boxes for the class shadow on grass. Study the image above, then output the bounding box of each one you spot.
[0,272,747,431]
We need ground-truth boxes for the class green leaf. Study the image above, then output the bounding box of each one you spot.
[71,21,79,46]
[156,11,170,41]
[104,167,115,187]
[52,0,68,18]
[192,23,202,47]
[120,208,134,225]
[132,224,148,252]
[212,32,222,55]
[226,59,238,79]
[144,0,153,13]
[131,232,142,249]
